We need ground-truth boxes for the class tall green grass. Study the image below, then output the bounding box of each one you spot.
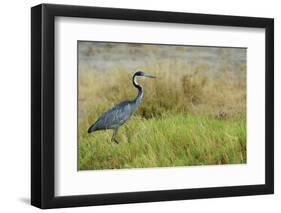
[79,114,246,170]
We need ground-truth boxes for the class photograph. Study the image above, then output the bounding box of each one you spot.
[78,41,247,170]
[30,2,274,209]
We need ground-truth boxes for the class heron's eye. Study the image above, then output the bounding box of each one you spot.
[138,71,144,76]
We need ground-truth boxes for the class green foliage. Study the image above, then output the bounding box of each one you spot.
[79,114,246,170]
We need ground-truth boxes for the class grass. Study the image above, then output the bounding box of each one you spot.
[78,42,247,170]
[79,63,246,122]
[79,113,246,170]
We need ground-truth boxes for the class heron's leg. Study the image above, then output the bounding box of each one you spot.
[111,128,119,144]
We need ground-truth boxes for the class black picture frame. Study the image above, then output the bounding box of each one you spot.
[31,3,274,209]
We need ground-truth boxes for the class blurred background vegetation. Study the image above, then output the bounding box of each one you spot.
[78,42,246,170]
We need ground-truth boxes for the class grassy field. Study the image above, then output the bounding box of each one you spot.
[78,42,247,170]
[79,114,246,170]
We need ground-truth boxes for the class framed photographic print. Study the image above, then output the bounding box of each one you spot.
[31,3,274,209]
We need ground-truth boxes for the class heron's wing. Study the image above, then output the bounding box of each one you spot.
[88,101,132,132]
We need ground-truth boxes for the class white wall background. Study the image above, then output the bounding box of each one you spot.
[0,0,279,212]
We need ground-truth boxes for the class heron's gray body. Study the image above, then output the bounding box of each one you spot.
[87,71,153,143]
[88,89,142,132]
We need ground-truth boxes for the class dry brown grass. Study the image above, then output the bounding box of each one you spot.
[79,59,246,123]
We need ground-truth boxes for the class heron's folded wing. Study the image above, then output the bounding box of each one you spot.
[103,101,132,127]
[89,101,132,131]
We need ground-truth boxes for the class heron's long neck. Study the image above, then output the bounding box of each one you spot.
[132,75,143,106]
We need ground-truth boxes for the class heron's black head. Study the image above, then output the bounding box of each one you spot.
[132,71,155,89]
[134,71,156,78]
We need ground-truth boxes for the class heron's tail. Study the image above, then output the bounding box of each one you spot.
[87,123,96,134]
[88,117,102,134]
